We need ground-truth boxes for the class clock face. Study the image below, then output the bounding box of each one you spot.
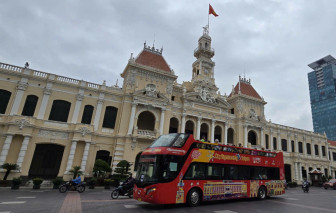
[204,69,208,74]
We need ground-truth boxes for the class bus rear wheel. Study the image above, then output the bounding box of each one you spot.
[187,188,201,207]
[258,186,267,200]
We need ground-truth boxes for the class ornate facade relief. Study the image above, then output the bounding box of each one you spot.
[38,130,69,139]
[15,119,30,129]
[145,84,158,97]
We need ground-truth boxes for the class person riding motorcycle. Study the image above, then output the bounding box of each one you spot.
[122,176,135,190]
[71,175,82,186]
[302,179,310,192]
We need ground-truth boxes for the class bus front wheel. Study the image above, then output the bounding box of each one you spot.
[258,186,267,200]
[187,188,201,207]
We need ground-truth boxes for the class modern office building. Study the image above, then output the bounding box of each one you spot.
[308,55,336,140]
[0,27,335,183]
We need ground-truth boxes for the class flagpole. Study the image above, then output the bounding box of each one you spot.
[208,4,210,33]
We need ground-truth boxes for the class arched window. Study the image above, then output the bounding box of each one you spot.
[214,126,222,142]
[81,105,94,124]
[314,144,319,156]
[282,139,287,152]
[95,150,111,164]
[137,111,155,131]
[102,106,118,129]
[265,134,269,149]
[273,137,277,150]
[306,143,311,155]
[227,128,234,144]
[291,140,295,152]
[298,142,303,153]
[185,120,194,135]
[248,130,257,145]
[200,123,209,141]
[22,95,38,116]
[169,117,179,133]
[0,89,11,114]
[48,100,71,122]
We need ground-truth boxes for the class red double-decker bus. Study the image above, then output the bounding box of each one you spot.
[134,133,285,206]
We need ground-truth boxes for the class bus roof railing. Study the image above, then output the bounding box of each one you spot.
[194,140,280,157]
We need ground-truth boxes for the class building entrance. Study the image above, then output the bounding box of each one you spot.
[28,144,64,179]
[284,164,292,182]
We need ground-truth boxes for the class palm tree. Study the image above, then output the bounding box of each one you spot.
[68,166,83,179]
[1,163,20,180]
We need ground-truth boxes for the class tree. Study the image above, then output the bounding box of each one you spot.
[93,159,112,178]
[68,166,83,179]
[114,160,132,181]
[1,163,20,180]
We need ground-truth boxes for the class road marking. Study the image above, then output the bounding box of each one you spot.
[0,201,26,204]
[30,191,44,193]
[0,211,11,213]
[268,200,336,212]
[82,199,136,203]
[124,204,138,208]
[284,198,299,200]
[16,197,36,199]
[214,211,238,213]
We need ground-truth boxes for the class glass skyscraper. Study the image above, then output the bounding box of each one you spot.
[308,55,336,140]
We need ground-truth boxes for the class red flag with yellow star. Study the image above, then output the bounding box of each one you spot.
[209,4,218,17]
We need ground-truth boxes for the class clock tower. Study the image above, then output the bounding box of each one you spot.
[191,26,218,98]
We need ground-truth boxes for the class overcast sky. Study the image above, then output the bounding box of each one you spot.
[1,0,335,132]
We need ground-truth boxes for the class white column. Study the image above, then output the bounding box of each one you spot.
[330,150,333,161]
[270,129,273,150]
[303,137,307,157]
[80,142,91,173]
[16,136,31,169]
[260,128,264,148]
[294,162,298,181]
[159,108,166,135]
[10,79,28,115]
[288,133,292,152]
[196,117,201,140]
[65,140,77,173]
[244,125,248,148]
[211,120,215,143]
[127,103,137,135]
[37,83,53,119]
[224,123,228,145]
[93,95,104,131]
[295,134,299,153]
[278,130,281,151]
[181,114,186,133]
[0,135,13,166]
[71,91,84,123]
[326,145,330,160]
[299,162,303,181]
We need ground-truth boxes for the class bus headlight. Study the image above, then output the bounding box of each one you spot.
[146,187,156,195]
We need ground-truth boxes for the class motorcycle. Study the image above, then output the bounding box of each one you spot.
[302,181,309,193]
[59,181,86,193]
[111,182,134,199]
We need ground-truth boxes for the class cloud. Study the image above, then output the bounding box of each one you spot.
[1,0,335,131]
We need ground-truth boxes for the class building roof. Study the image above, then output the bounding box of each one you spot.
[328,139,336,147]
[135,46,171,73]
[308,55,336,70]
[228,77,262,100]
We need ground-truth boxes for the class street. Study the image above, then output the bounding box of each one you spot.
[0,187,335,213]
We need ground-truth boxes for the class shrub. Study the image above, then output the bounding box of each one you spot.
[104,179,113,186]
[288,181,297,187]
[88,178,97,186]
[52,177,63,186]
[93,160,112,178]
[32,178,43,185]
[12,177,22,186]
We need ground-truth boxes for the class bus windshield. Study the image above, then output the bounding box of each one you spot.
[135,155,183,187]
[149,133,189,148]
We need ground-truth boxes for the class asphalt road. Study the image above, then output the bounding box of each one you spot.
[0,187,335,213]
